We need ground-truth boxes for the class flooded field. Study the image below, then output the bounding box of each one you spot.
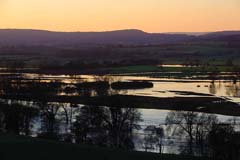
[9,72,240,102]
[124,78,240,102]
[0,72,240,154]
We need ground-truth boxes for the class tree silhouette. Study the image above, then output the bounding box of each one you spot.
[209,124,240,160]
[73,106,142,149]
[165,111,218,156]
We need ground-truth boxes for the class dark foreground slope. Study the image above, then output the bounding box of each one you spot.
[0,135,208,160]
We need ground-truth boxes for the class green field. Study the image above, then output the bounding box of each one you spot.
[0,41,240,75]
[108,65,238,76]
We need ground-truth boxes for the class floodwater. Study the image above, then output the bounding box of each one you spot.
[124,77,240,103]
[1,72,240,153]
[17,73,240,103]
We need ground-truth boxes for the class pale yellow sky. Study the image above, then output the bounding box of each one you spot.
[0,0,240,32]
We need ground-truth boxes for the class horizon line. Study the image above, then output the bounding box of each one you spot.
[0,28,240,34]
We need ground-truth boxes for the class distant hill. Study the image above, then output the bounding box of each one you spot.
[0,29,239,46]
[0,29,194,46]
[199,31,240,41]
[203,31,240,37]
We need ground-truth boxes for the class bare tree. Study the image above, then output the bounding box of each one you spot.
[166,111,197,155]
[73,106,142,149]
[142,125,164,153]
[156,126,165,154]
[38,102,61,140]
[165,111,218,156]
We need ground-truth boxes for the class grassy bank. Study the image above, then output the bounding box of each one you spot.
[1,95,239,116]
[1,64,239,77]
[109,65,238,75]
[0,134,209,160]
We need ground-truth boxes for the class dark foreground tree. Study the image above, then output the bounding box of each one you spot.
[0,103,39,135]
[72,106,142,150]
[209,124,240,160]
[72,106,108,145]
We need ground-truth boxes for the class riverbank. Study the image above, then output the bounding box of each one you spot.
[1,95,239,116]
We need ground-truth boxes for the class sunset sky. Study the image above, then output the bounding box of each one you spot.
[0,0,240,32]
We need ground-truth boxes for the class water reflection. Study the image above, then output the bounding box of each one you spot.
[0,72,240,100]
[126,80,240,103]
[225,82,240,97]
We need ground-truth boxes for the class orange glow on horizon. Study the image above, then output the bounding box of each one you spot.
[0,0,240,32]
